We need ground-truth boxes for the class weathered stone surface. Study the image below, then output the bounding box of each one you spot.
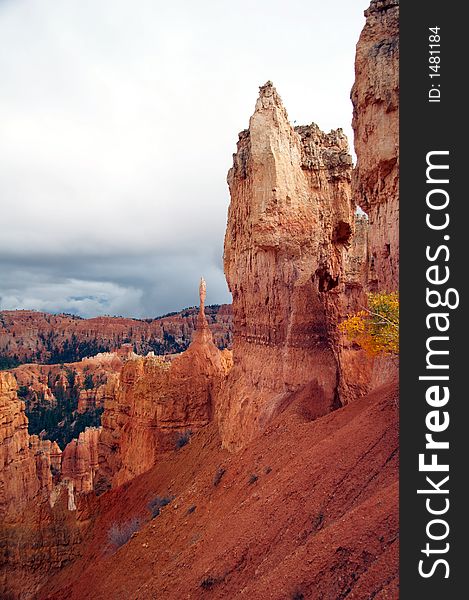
[219,82,356,450]
[351,0,399,291]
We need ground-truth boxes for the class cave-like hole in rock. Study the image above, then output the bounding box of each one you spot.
[332,220,352,244]
[315,268,339,292]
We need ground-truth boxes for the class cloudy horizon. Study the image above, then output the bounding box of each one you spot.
[1,0,369,319]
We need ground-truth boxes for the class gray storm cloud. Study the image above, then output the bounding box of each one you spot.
[0,0,368,318]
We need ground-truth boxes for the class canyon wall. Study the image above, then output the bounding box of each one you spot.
[0,372,52,520]
[351,0,399,291]
[98,281,232,488]
[219,82,358,450]
[0,304,232,366]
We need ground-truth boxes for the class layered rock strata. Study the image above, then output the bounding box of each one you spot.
[219,82,356,450]
[351,0,399,291]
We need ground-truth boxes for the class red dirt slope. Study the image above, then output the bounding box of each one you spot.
[42,381,398,600]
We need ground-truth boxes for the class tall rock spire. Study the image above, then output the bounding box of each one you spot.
[219,82,355,450]
[199,276,206,308]
[193,276,211,345]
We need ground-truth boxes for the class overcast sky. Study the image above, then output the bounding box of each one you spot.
[0,0,369,319]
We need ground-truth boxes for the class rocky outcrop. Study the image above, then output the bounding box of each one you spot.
[219,82,356,450]
[0,372,53,519]
[0,304,232,366]
[351,0,399,291]
[98,280,231,488]
[61,427,101,495]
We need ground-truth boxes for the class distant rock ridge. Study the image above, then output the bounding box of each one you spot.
[0,304,232,367]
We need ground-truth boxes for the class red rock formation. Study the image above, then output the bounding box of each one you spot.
[61,427,101,494]
[351,0,399,291]
[219,82,355,450]
[0,304,232,365]
[98,280,231,488]
[0,373,54,519]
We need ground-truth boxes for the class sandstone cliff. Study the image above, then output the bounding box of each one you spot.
[351,0,399,291]
[219,82,356,450]
[98,281,231,488]
[0,372,52,519]
[0,304,232,367]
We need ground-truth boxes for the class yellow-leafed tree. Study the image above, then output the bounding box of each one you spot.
[339,292,399,355]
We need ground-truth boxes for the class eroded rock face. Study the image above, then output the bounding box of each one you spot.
[351,0,399,291]
[98,281,231,488]
[61,427,101,495]
[0,372,52,519]
[219,82,355,450]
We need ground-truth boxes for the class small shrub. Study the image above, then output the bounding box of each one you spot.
[264,466,272,475]
[175,430,192,449]
[84,373,94,390]
[248,474,259,485]
[200,576,218,590]
[213,467,226,487]
[108,517,141,550]
[94,477,112,497]
[187,504,196,515]
[148,495,174,518]
[292,591,304,600]
[65,368,76,388]
[312,511,324,531]
[338,292,399,355]
[17,385,29,399]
